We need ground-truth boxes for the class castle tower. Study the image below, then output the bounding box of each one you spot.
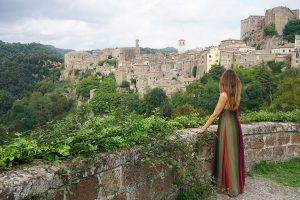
[135,39,140,57]
[178,39,186,53]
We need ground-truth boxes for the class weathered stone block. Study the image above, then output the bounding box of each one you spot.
[273,146,286,158]
[277,133,290,145]
[112,193,128,200]
[291,134,300,144]
[97,167,122,198]
[257,148,273,160]
[287,145,300,156]
[122,164,144,188]
[68,177,99,200]
[135,182,152,200]
[151,174,174,200]
[265,135,275,146]
[248,136,264,149]
[200,142,214,158]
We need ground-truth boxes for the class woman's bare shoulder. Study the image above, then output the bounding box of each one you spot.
[220,92,228,99]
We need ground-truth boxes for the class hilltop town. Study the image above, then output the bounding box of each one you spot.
[60,6,300,97]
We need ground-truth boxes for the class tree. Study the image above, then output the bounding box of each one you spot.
[186,80,204,98]
[254,63,275,106]
[233,66,256,85]
[76,77,99,99]
[172,103,208,118]
[35,80,54,94]
[91,92,123,114]
[272,77,300,110]
[200,65,225,84]
[264,23,278,37]
[266,61,285,74]
[283,19,300,43]
[120,80,130,88]
[0,90,15,115]
[160,100,172,118]
[120,93,145,114]
[144,88,169,116]
[191,79,219,113]
[171,91,192,108]
[243,81,266,111]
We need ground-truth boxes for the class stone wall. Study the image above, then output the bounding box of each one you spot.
[0,122,299,200]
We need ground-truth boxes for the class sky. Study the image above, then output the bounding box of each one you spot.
[0,0,299,51]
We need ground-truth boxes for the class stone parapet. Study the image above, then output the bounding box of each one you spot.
[0,122,299,200]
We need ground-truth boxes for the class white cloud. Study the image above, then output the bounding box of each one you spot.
[0,0,298,50]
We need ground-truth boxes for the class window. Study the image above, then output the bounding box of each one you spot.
[283,50,285,53]
[209,55,211,58]
[296,60,299,63]
[297,53,299,58]
[289,49,291,52]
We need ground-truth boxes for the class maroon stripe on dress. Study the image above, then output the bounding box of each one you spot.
[234,110,245,193]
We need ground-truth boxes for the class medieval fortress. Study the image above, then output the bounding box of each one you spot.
[61,6,300,97]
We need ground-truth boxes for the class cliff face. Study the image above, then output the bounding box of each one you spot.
[261,36,286,51]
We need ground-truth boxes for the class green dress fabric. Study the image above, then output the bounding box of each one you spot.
[214,109,245,196]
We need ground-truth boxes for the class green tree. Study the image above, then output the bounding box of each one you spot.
[186,80,204,97]
[76,77,99,99]
[233,66,256,85]
[264,23,278,37]
[160,100,172,118]
[283,19,300,43]
[172,103,208,118]
[0,90,15,115]
[191,79,219,113]
[35,80,54,94]
[272,77,300,111]
[200,65,225,84]
[91,92,123,114]
[144,88,169,116]
[254,63,275,106]
[120,80,130,88]
[120,93,145,114]
[171,91,192,108]
[243,81,266,111]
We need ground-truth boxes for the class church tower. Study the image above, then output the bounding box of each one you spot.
[135,39,140,57]
[178,39,186,53]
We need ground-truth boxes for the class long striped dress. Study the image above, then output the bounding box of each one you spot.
[214,109,245,196]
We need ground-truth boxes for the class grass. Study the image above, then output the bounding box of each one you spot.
[251,158,300,187]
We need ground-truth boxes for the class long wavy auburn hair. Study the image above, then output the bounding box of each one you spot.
[219,69,242,111]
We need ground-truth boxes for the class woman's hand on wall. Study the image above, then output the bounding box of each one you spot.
[190,127,205,134]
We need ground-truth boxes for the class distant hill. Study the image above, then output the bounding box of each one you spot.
[140,47,178,54]
[45,45,74,55]
[0,40,64,114]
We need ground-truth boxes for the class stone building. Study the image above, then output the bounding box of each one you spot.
[241,6,299,47]
[197,47,220,72]
[292,35,300,68]
[272,43,295,54]
[61,41,140,83]
[240,16,265,46]
[265,7,299,35]
[219,39,255,68]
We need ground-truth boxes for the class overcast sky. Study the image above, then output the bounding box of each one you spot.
[0,0,298,50]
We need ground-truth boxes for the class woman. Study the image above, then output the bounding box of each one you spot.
[191,69,245,197]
